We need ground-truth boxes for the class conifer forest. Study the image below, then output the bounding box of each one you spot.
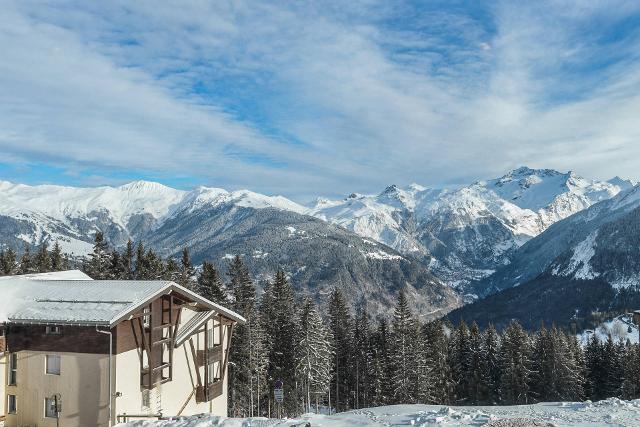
[2,235,640,418]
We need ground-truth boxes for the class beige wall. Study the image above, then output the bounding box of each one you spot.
[0,353,5,416]
[4,350,110,427]
[2,308,231,426]
[113,308,228,421]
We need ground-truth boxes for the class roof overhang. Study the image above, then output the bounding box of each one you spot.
[109,282,246,328]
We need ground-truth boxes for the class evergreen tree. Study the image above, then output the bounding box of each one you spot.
[450,321,471,404]
[1,248,18,275]
[352,306,372,408]
[622,340,640,399]
[123,239,135,279]
[178,248,196,289]
[297,298,333,413]
[261,270,302,416]
[34,241,51,273]
[424,320,454,404]
[371,319,393,406]
[228,258,268,417]
[108,250,126,279]
[327,288,354,412]
[163,258,181,282]
[499,321,533,405]
[389,290,418,404]
[196,261,227,304]
[135,242,148,279]
[585,333,604,400]
[484,324,501,405]
[50,241,63,271]
[467,322,489,405]
[85,231,110,279]
[19,243,34,274]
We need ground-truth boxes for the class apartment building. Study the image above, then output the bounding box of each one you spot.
[0,270,245,426]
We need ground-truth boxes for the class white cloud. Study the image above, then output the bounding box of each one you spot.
[1,0,640,199]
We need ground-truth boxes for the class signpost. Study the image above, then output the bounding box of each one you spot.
[274,379,284,418]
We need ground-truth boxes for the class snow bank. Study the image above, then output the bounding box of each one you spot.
[117,399,640,426]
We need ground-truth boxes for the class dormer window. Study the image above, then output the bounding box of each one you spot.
[45,326,62,335]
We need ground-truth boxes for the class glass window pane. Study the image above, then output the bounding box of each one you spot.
[46,355,61,375]
[45,397,58,418]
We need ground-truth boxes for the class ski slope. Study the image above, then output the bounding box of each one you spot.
[117,398,640,426]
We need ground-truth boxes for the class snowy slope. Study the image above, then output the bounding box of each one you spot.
[0,180,306,253]
[308,167,629,288]
[578,314,639,346]
[117,399,640,426]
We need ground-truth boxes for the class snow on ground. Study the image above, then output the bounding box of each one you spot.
[577,314,639,345]
[117,399,640,426]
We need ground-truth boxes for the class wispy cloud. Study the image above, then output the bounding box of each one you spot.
[2,0,640,199]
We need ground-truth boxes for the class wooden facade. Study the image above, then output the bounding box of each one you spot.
[5,324,111,354]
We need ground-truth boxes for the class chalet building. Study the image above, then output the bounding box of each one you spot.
[0,270,245,426]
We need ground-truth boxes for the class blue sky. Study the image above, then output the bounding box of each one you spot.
[2,1,640,201]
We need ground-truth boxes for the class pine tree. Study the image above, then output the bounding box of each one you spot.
[163,257,180,282]
[450,321,471,404]
[135,242,148,279]
[467,322,489,405]
[499,321,533,405]
[1,248,18,275]
[19,243,34,274]
[327,288,353,412]
[196,261,227,304]
[484,324,501,405]
[227,255,250,305]
[85,231,110,279]
[424,320,454,404]
[585,333,604,400]
[34,241,51,273]
[621,340,640,399]
[178,248,196,289]
[352,306,372,409]
[108,250,126,279]
[389,290,418,404]
[371,319,393,406]
[228,258,268,417]
[50,241,63,271]
[297,298,333,413]
[260,270,302,416]
[123,239,135,279]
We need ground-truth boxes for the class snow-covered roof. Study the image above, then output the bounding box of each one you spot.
[0,269,91,281]
[0,272,245,326]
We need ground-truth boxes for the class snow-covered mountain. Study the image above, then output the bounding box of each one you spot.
[308,167,632,288]
[0,180,458,318]
[0,180,306,254]
[448,182,640,330]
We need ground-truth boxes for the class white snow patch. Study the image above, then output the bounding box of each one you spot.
[553,231,599,279]
[578,314,639,345]
[362,250,403,260]
[117,399,640,426]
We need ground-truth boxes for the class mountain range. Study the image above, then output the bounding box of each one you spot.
[448,183,640,329]
[0,167,635,319]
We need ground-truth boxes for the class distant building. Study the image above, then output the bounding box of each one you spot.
[0,270,245,426]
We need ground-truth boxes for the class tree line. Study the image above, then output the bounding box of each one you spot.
[3,235,640,416]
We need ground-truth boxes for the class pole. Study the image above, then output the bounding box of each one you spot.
[96,327,113,427]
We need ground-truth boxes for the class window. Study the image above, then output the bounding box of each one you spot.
[46,325,62,335]
[142,307,151,329]
[7,395,16,414]
[141,389,151,409]
[44,396,61,418]
[46,355,61,375]
[8,353,17,385]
